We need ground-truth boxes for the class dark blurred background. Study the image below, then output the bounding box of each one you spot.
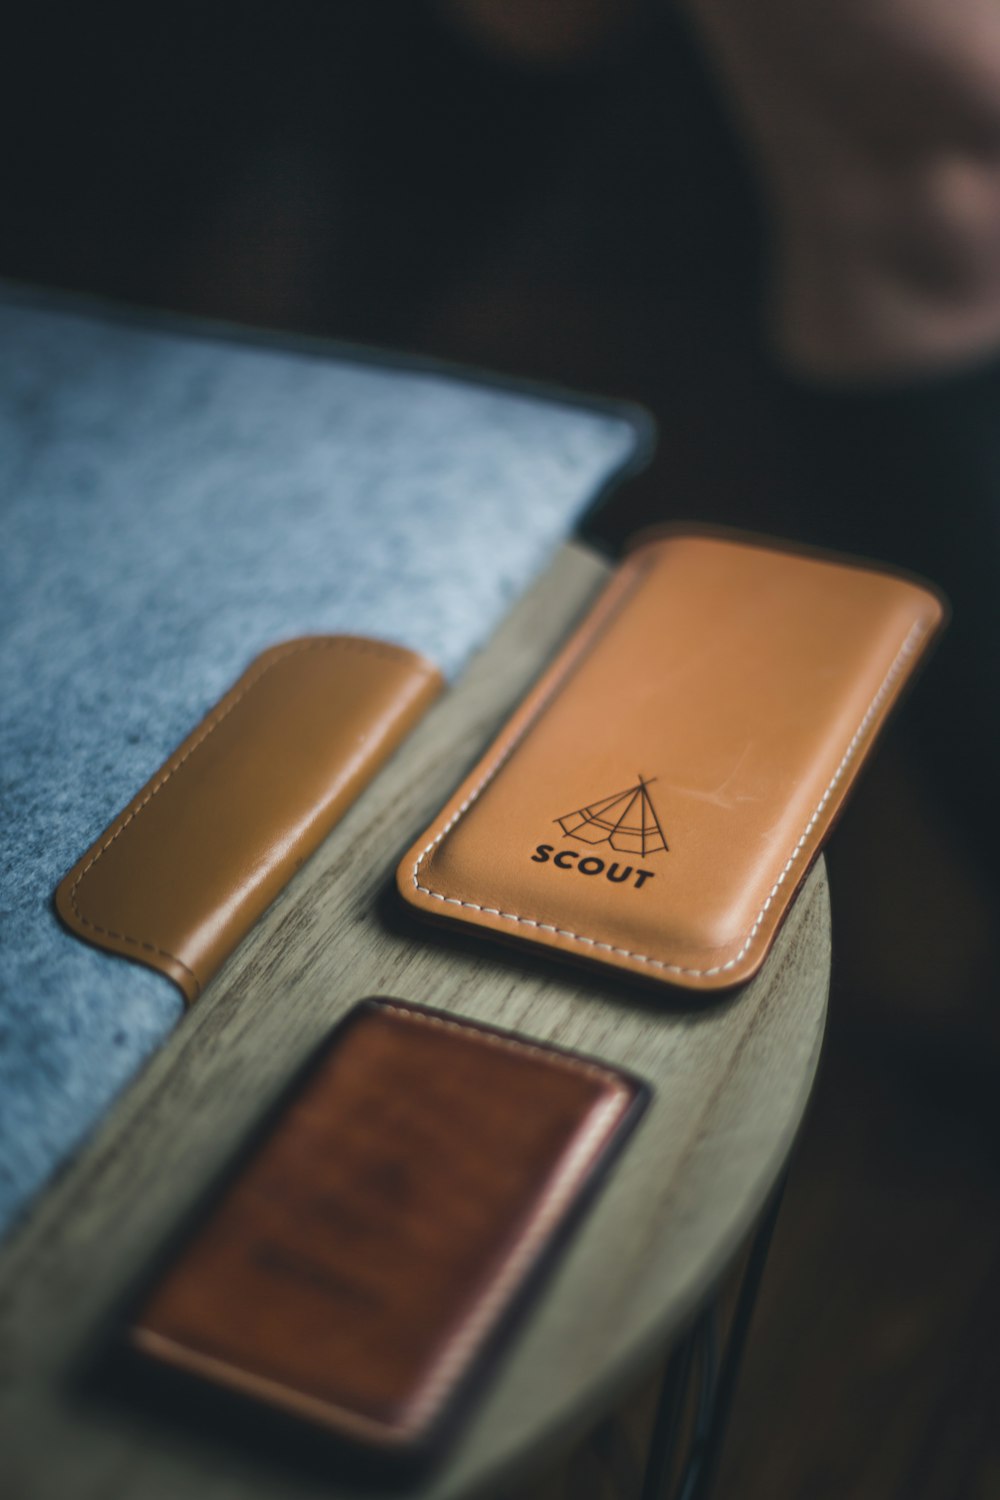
[4,4,998,1494]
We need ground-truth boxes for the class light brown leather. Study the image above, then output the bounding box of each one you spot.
[56,638,441,1001]
[130,998,643,1454]
[398,532,944,992]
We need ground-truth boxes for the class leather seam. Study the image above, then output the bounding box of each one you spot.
[377,1001,632,1091]
[135,1009,632,1443]
[411,619,927,978]
[69,637,434,996]
[375,1003,632,1430]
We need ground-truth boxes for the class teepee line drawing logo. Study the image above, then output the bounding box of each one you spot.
[556,775,668,857]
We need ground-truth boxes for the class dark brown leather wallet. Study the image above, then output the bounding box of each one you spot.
[127,999,647,1464]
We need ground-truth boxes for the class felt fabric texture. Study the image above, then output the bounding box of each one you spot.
[0,293,644,1238]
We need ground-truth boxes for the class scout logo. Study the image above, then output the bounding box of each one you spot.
[531,776,666,890]
[557,775,668,856]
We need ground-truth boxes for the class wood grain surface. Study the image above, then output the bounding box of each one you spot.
[0,542,830,1500]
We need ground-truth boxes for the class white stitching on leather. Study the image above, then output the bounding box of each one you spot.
[412,620,927,977]
[377,1001,627,1088]
[69,636,436,996]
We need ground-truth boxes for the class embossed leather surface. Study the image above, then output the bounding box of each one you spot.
[130,999,644,1455]
[399,532,944,992]
[55,638,441,1001]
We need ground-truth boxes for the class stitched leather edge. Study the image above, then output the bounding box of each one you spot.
[408,553,930,981]
[135,999,637,1444]
[60,636,438,997]
[367,1003,635,1433]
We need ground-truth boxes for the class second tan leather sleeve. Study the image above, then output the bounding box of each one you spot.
[57,637,441,1001]
[397,533,944,993]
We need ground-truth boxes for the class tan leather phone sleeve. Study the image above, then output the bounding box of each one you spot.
[57,637,441,1000]
[129,999,645,1457]
[398,533,943,993]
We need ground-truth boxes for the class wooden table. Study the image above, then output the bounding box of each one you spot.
[0,543,830,1500]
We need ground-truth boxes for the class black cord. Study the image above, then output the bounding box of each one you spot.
[687,1178,786,1500]
[639,1175,788,1500]
[639,1320,699,1500]
[675,1304,720,1500]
